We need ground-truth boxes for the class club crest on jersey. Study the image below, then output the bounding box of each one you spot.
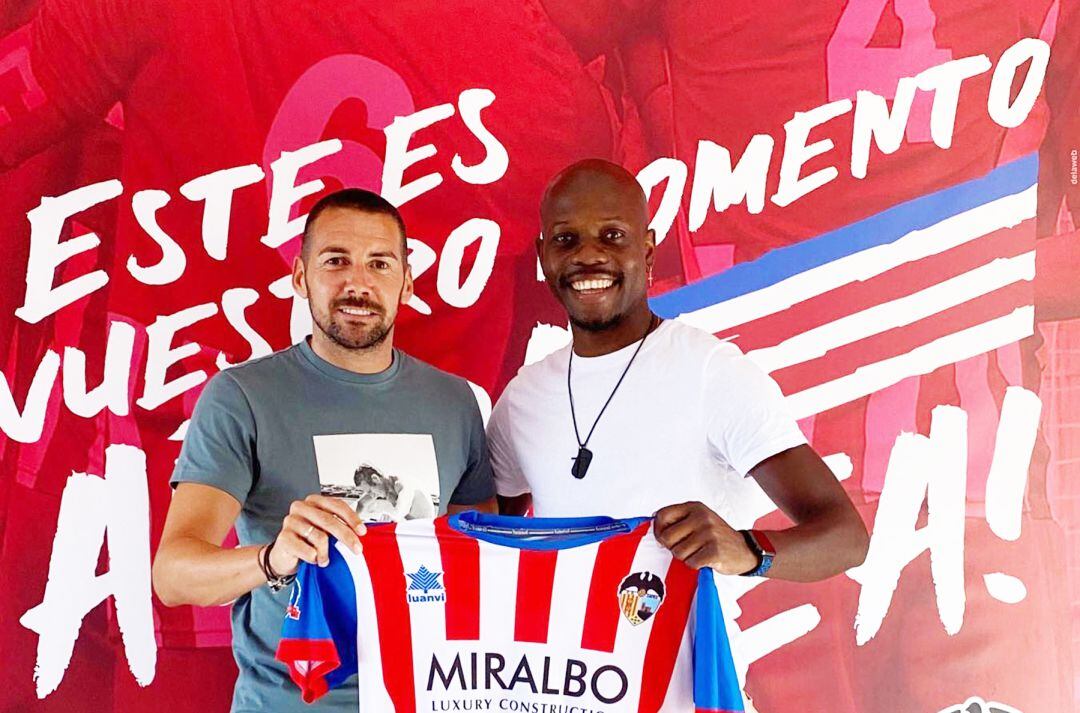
[618,571,665,626]
[285,579,301,620]
[406,565,446,603]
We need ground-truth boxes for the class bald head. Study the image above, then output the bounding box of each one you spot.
[540,158,650,229]
[536,159,656,339]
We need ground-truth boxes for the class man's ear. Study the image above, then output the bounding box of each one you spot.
[292,256,308,299]
[644,228,656,269]
[400,263,415,305]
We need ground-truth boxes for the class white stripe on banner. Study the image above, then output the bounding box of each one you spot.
[676,186,1037,335]
[784,305,1035,419]
[747,251,1035,373]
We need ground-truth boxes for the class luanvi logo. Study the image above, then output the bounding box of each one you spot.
[406,565,447,604]
[935,696,1022,713]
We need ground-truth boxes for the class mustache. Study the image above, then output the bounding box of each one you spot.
[559,270,622,288]
[333,297,385,315]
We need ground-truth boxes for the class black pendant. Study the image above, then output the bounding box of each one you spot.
[571,447,593,479]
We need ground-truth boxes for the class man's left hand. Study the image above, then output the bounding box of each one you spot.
[653,501,757,575]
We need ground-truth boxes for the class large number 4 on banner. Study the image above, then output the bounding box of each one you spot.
[827,0,953,142]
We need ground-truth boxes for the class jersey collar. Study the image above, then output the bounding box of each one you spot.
[446,511,650,550]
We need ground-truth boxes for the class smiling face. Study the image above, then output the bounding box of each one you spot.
[293,206,413,352]
[539,162,655,333]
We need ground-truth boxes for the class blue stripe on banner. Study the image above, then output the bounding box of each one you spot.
[649,153,1038,318]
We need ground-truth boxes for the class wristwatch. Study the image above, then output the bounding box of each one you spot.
[739,529,776,577]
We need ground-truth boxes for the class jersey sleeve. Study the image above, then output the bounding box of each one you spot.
[692,570,744,713]
[704,344,808,477]
[275,543,360,703]
[486,389,530,497]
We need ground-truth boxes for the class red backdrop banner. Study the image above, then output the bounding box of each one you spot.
[0,1,1077,711]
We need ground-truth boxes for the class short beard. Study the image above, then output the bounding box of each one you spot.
[569,311,626,333]
[312,307,393,351]
[325,318,392,350]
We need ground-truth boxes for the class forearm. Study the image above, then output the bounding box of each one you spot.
[153,537,268,608]
[758,505,868,582]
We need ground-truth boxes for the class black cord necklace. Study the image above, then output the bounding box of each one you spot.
[567,314,659,479]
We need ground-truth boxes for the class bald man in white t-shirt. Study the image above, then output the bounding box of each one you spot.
[488,159,868,582]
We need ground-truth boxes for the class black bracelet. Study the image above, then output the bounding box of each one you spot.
[738,530,764,576]
[262,540,279,578]
[257,544,269,580]
[260,540,296,591]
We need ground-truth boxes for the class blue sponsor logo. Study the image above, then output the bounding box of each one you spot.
[406,565,446,603]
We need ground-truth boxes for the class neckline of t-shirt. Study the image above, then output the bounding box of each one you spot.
[445,512,651,550]
[296,337,404,385]
[563,318,674,373]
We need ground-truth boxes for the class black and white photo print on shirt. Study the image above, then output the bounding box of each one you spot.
[313,433,440,522]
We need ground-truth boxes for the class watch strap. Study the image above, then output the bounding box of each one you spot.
[739,529,776,577]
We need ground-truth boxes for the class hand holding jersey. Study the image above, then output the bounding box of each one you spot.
[653,502,758,576]
[270,494,366,574]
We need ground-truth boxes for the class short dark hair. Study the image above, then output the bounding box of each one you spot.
[301,188,408,263]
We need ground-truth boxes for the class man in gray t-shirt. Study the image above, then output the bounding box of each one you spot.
[153,189,496,713]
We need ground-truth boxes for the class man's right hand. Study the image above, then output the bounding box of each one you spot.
[269,494,367,574]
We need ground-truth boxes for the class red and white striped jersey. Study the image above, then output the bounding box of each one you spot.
[276,512,743,712]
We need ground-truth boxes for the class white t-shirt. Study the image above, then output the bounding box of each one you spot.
[487,320,808,523]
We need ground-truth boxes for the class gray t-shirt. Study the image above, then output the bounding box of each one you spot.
[170,339,494,712]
